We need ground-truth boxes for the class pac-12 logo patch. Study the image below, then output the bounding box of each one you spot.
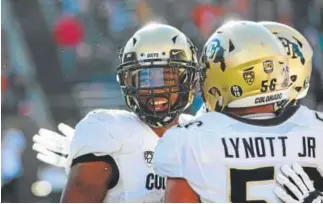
[144,151,154,166]
[243,67,255,85]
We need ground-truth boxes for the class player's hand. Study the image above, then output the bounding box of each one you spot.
[32,123,74,168]
[275,163,323,203]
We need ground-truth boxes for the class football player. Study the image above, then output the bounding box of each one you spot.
[259,21,323,203]
[195,21,323,202]
[152,21,323,202]
[34,23,199,202]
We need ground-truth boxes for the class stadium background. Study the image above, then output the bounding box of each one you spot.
[1,0,323,202]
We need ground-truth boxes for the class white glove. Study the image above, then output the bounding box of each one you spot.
[32,123,74,168]
[275,163,323,203]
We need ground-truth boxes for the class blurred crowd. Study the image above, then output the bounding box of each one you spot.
[1,0,323,202]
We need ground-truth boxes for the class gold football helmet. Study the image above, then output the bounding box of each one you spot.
[200,21,290,112]
[259,21,313,104]
[117,23,199,127]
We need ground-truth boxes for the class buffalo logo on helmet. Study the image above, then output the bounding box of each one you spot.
[206,39,226,72]
[278,37,305,65]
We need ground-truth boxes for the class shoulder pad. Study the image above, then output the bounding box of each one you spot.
[291,106,323,126]
[196,111,234,130]
[86,109,139,124]
[65,109,139,171]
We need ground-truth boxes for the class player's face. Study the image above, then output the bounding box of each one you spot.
[126,67,180,112]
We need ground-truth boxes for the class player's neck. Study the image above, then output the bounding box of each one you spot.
[226,104,275,116]
[151,118,179,137]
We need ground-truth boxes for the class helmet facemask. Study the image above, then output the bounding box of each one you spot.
[117,50,198,128]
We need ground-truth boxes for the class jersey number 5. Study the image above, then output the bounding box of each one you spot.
[229,166,323,203]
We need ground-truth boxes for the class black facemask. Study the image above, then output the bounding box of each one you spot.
[117,49,199,128]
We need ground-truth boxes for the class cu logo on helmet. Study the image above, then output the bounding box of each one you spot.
[205,39,226,71]
[278,37,305,65]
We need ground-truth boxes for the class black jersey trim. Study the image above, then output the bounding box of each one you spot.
[221,105,301,127]
[315,112,323,122]
[72,153,119,189]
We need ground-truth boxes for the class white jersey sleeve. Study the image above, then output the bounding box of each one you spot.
[152,113,194,177]
[153,126,187,178]
[64,109,171,202]
[65,109,137,172]
[153,117,216,178]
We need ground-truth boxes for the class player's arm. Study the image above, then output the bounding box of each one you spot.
[164,178,200,203]
[153,124,201,203]
[61,155,118,202]
[61,112,121,202]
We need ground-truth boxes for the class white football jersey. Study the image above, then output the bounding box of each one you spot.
[153,105,323,202]
[65,109,193,203]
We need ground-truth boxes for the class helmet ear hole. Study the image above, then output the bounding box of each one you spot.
[295,87,302,92]
[208,87,220,96]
